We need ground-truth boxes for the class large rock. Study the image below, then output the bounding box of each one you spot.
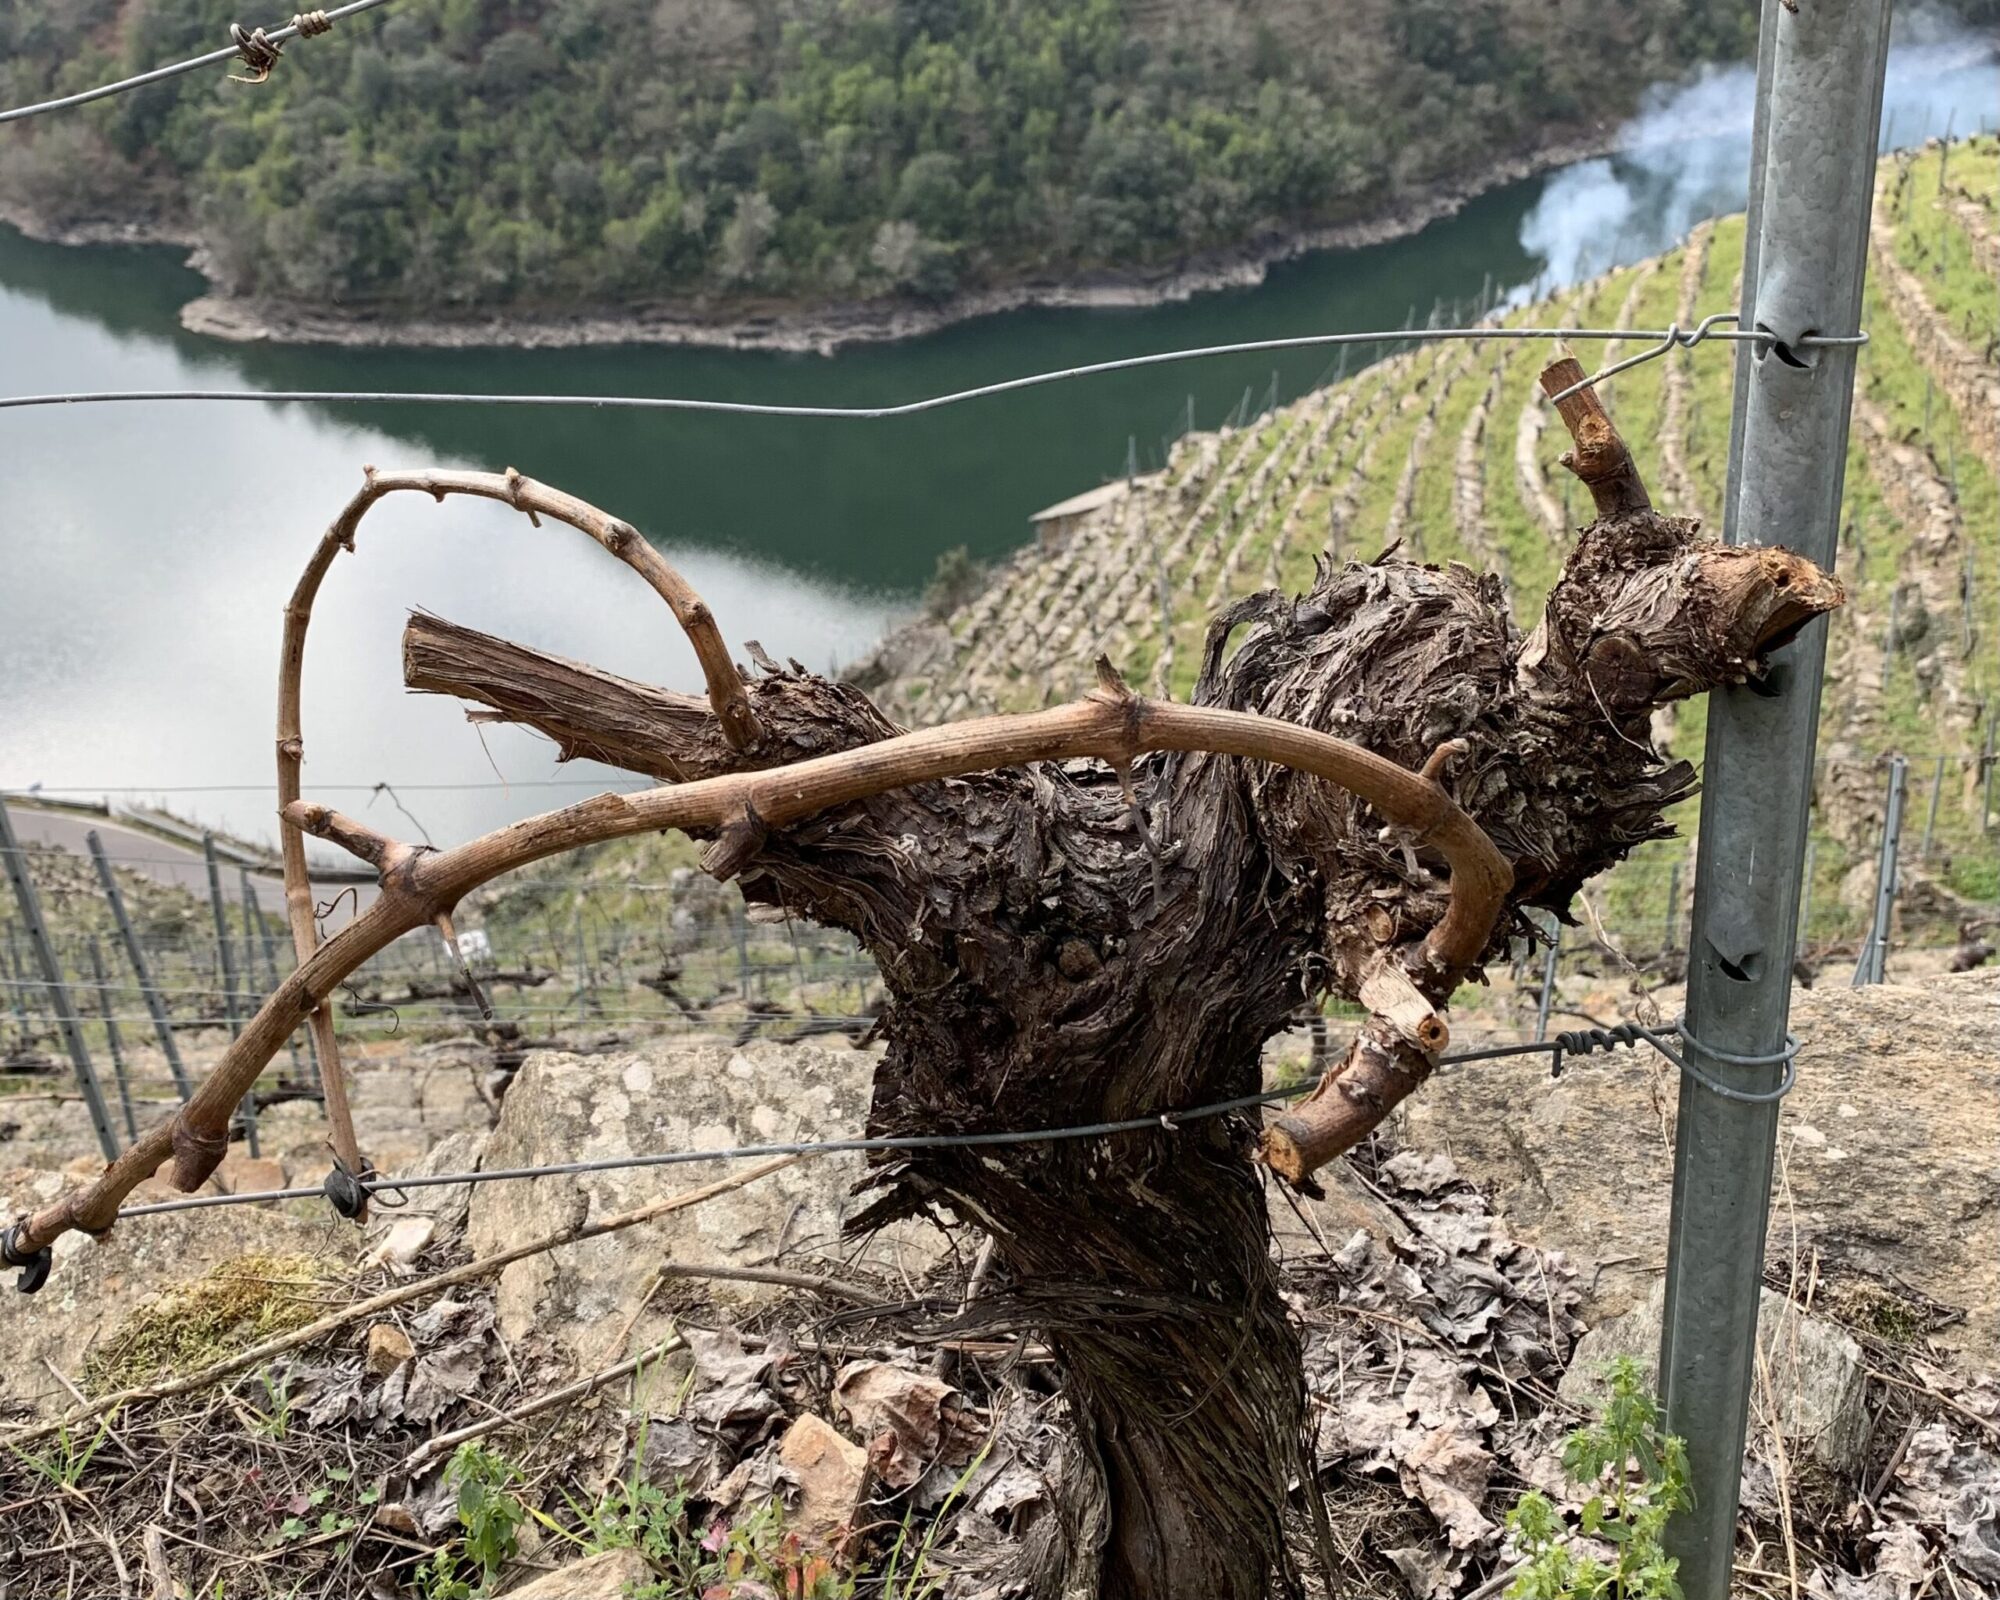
[1395,968,2000,1361]
[464,1041,946,1372]
[1559,1282,1869,1475]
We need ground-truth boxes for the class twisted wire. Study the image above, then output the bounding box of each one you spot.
[0,322,1866,419]
[0,1,389,123]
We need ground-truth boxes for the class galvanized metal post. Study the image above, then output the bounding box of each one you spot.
[241,870,309,1089]
[87,829,193,1100]
[1661,4,1892,1593]
[204,835,244,1039]
[1534,923,1560,1042]
[0,797,119,1160]
[1918,753,1947,860]
[1982,720,1996,834]
[1719,4,1783,545]
[1853,756,1908,987]
[203,833,258,1157]
[236,867,264,1004]
[84,936,138,1142]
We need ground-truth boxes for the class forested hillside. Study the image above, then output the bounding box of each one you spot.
[0,0,1773,316]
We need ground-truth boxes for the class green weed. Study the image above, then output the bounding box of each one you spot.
[5,1404,121,1491]
[1504,1357,1690,1600]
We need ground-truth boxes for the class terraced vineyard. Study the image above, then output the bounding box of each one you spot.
[881,136,2000,965]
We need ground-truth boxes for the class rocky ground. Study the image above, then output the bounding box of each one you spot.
[0,969,1994,1599]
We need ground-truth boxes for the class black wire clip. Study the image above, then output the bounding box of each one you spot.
[323,1155,375,1220]
[1546,1018,1799,1105]
[3,1218,53,1295]
[1548,1021,1651,1079]
[325,1154,410,1219]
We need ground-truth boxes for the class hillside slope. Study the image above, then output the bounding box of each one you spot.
[872,135,2000,955]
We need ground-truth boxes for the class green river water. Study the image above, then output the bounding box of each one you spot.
[1,42,1989,843]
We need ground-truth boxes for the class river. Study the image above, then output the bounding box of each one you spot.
[1,40,1992,848]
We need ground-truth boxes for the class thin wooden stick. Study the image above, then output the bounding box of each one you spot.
[1867,1368,2000,1442]
[275,467,762,1205]
[654,1260,887,1308]
[1,1157,795,1449]
[11,671,1507,1260]
[398,1330,686,1476]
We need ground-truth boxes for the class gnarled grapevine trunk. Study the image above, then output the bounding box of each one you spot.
[390,370,1838,1598]
[15,366,1840,1600]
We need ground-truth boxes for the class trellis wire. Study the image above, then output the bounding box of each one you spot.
[103,1019,1756,1223]
[0,322,1866,419]
[0,1,396,125]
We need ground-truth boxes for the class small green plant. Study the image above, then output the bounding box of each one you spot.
[1505,1357,1690,1600]
[269,1472,374,1551]
[570,1470,851,1599]
[5,1404,121,1490]
[249,1366,293,1440]
[414,1443,529,1599]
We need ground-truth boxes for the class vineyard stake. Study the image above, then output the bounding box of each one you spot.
[0,796,118,1159]
[1852,756,1908,987]
[1663,1,1892,1593]
[89,829,193,1100]
[204,833,258,1156]
[85,936,138,1141]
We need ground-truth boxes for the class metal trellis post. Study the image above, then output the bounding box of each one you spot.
[1661,3,1892,1595]
[85,936,138,1142]
[204,834,244,1041]
[204,833,259,1157]
[88,828,194,1100]
[1853,756,1908,988]
[0,797,119,1159]
[1917,752,1946,860]
[242,869,311,1090]
[1982,719,1996,834]
[1534,920,1560,1042]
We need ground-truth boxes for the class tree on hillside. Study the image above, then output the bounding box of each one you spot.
[7,364,1840,1599]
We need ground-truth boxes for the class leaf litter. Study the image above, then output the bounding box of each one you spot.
[1,1136,1993,1599]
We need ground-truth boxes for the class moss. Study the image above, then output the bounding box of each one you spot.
[83,1252,331,1393]
[1813,1274,1933,1347]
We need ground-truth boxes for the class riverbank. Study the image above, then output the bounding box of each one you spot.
[134,124,1610,355]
